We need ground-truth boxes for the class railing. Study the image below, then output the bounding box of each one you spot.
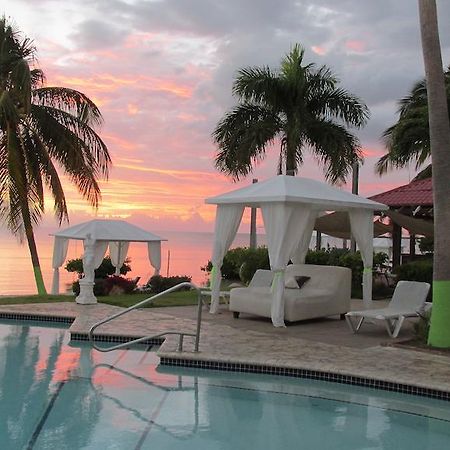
[88,282,202,352]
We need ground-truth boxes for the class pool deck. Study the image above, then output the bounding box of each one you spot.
[0,300,449,396]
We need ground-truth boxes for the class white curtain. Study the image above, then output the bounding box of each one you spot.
[50,237,69,294]
[261,203,315,327]
[110,241,130,275]
[93,241,109,268]
[291,211,318,264]
[148,241,162,276]
[210,204,245,313]
[349,209,374,308]
[82,238,108,282]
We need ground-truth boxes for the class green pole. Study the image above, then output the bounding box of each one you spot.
[33,265,47,296]
[428,281,450,347]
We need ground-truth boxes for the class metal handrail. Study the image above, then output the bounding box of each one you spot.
[88,282,202,352]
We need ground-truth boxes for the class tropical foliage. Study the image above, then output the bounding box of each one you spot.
[0,18,111,294]
[65,256,131,279]
[213,44,369,183]
[376,66,450,176]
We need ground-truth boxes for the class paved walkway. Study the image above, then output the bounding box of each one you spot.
[0,301,449,394]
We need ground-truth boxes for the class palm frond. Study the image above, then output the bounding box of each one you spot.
[232,66,282,108]
[305,119,362,184]
[29,104,110,177]
[33,87,104,127]
[213,104,281,180]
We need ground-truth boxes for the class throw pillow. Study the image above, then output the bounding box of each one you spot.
[295,276,311,288]
[285,277,299,289]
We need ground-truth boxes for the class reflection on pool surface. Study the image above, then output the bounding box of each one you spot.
[0,321,449,450]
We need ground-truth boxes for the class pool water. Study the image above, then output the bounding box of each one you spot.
[0,321,449,450]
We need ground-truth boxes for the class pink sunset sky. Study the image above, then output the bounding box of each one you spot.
[3,0,450,234]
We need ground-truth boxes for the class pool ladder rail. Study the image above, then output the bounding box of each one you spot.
[88,282,203,353]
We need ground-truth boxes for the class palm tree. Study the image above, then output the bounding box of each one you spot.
[376,67,450,177]
[0,18,111,295]
[418,0,450,347]
[213,44,369,183]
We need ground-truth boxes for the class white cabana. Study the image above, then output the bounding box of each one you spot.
[50,219,166,304]
[206,175,388,327]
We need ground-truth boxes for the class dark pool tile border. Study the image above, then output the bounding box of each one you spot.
[160,357,450,402]
[1,312,449,402]
[71,332,164,346]
[0,312,75,324]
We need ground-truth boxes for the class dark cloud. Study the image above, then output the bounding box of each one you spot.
[70,19,128,50]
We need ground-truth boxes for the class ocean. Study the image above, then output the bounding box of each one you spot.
[0,230,267,296]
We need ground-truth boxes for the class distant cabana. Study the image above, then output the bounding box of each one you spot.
[206,175,388,327]
[50,219,166,304]
[314,211,391,240]
[369,177,434,267]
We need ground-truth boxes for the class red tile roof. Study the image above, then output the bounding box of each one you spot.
[369,178,433,207]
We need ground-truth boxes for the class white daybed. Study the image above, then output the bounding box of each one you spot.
[230,264,351,322]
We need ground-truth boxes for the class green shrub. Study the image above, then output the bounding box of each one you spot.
[148,275,192,293]
[72,275,138,296]
[394,260,433,300]
[201,247,269,281]
[413,311,431,344]
[65,256,132,279]
[104,276,137,295]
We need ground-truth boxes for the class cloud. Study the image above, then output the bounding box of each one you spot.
[4,0,450,232]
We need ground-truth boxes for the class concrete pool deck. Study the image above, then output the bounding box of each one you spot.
[0,300,449,396]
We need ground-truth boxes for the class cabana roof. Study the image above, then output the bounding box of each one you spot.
[369,178,433,207]
[51,219,166,242]
[206,175,388,211]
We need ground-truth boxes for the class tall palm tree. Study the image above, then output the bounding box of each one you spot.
[0,18,111,295]
[376,67,450,176]
[213,44,369,183]
[418,0,450,347]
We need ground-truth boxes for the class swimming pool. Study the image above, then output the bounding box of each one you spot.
[0,321,449,449]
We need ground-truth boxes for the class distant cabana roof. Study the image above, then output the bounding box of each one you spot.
[369,178,433,208]
[51,219,166,242]
[369,178,434,243]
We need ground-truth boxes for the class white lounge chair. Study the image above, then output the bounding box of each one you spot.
[345,280,430,338]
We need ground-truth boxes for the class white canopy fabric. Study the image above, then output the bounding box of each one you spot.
[110,241,130,275]
[50,220,166,296]
[210,205,245,313]
[349,209,375,309]
[206,175,388,326]
[261,203,316,326]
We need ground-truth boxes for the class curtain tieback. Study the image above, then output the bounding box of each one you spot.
[210,265,219,290]
[271,270,284,293]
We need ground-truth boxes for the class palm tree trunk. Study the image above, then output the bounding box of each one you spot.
[418,0,450,347]
[22,207,47,296]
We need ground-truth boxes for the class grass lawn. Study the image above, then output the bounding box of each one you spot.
[0,290,199,309]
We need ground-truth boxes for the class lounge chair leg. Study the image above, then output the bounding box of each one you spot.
[233,312,240,319]
[345,315,361,334]
[392,316,405,338]
[384,318,403,338]
[356,317,365,332]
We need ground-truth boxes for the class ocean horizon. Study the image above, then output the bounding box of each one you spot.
[0,230,269,296]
